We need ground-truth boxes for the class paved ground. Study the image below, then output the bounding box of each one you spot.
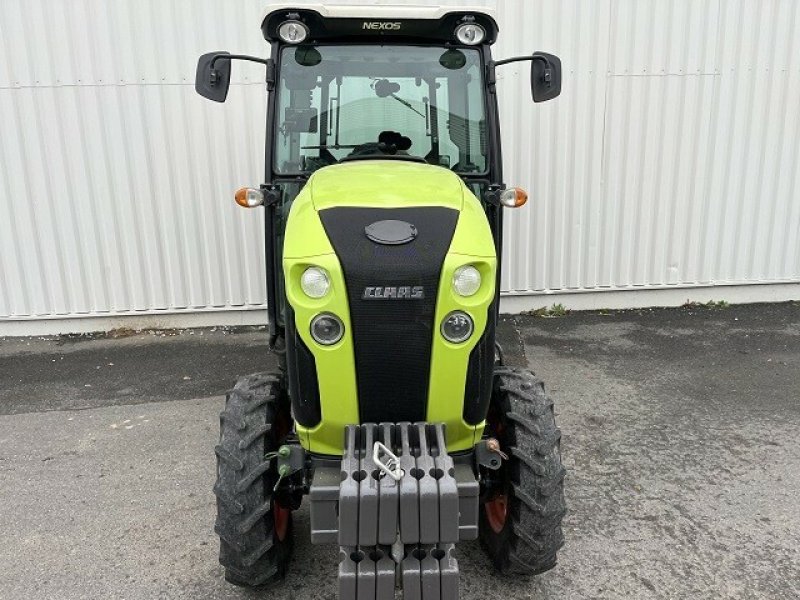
[1,302,799,599]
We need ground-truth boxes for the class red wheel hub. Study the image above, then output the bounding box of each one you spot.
[273,500,290,541]
[484,403,509,534]
[484,493,508,533]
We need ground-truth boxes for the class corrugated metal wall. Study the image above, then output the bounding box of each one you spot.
[1,0,799,325]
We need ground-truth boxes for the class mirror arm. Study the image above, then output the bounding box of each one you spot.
[265,59,276,91]
[493,55,540,67]
[485,62,497,90]
[209,53,270,68]
[491,53,554,86]
[208,54,275,88]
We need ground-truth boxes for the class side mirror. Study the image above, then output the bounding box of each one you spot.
[195,51,231,103]
[530,52,562,103]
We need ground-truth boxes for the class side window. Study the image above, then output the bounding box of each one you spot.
[435,81,457,168]
[443,62,486,173]
[276,81,322,172]
[465,62,487,165]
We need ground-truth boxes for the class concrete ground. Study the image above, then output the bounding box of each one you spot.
[1,302,799,599]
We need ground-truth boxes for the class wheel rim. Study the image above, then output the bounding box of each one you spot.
[485,493,508,533]
[273,499,290,541]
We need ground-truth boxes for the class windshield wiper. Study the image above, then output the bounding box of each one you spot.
[301,143,359,150]
[373,78,425,119]
[389,94,425,118]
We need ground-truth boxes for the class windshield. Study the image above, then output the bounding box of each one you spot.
[274,45,487,175]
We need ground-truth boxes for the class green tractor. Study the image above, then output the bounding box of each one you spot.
[196,5,566,598]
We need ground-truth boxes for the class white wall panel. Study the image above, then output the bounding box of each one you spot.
[1,0,799,326]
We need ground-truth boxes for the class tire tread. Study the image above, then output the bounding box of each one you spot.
[480,367,567,576]
[214,372,293,587]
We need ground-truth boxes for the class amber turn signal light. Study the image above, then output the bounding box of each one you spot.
[234,187,265,208]
[499,187,528,208]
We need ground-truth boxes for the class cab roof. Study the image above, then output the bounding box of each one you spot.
[261,4,499,45]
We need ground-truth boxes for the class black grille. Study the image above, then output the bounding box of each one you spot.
[319,207,459,423]
[462,305,496,425]
[285,304,322,427]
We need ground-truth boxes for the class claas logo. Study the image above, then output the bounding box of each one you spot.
[362,286,424,300]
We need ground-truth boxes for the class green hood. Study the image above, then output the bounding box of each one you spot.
[307,161,466,211]
[282,158,497,454]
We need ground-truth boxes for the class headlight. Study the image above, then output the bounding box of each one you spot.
[310,313,344,345]
[278,20,309,44]
[454,22,485,45]
[453,265,482,297]
[441,311,474,343]
[301,267,330,298]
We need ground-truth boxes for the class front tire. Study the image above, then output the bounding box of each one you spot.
[479,368,567,575]
[213,373,294,587]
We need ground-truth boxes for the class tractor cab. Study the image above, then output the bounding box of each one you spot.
[196,6,565,599]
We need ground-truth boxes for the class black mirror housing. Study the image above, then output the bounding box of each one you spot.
[195,51,231,103]
[530,52,562,103]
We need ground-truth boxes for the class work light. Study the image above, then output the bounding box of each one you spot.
[310,313,344,345]
[441,311,474,343]
[278,20,309,44]
[300,267,330,298]
[454,23,485,45]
